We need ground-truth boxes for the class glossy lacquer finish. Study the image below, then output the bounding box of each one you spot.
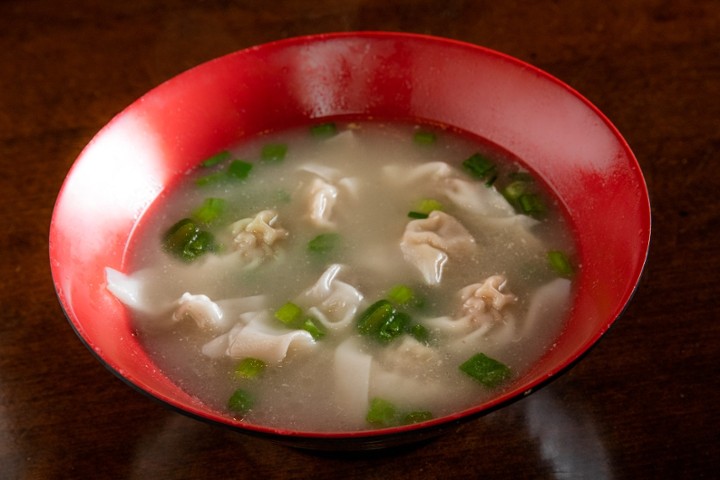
[49,32,649,449]
[4,1,718,477]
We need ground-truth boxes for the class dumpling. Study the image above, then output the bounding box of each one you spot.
[400,211,476,285]
[423,275,520,356]
[201,311,316,364]
[425,277,571,358]
[443,177,517,217]
[382,161,454,187]
[296,164,360,228]
[369,337,454,408]
[521,277,572,336]
[294,264,364,332]
[304,177,338,228]
[105,266,174,317]
[229,210,288,263]
[458,275,517,322]
[173,293,226,331]
[333,337,373,424]
[105,265,270,334]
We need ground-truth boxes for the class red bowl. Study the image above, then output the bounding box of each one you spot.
[49,32,650,450]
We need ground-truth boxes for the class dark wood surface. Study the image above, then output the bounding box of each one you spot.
[2,1,718,478]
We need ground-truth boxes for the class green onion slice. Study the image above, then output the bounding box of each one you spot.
[357,300,396,336]
[234,358,266,379]
[547,250,574,277]
[307,233,341,255]
[502,180,531,203]
[407,323,430,345]
[195,171,228,187]
[227,388,254,413]
[227,159,253,180]
[377,311,410,343]
[162,218,217,262]
[416,198,443,214]
[274,302,304,327]
[518,193,546,216]
[261,143,288,162]
[200,150,231,167]
[386,284,416,306]
[300,316,326,340]
[356,300,411,344]
[366,398,398,427]
[462,153,497,180]
[403,411,433,424]
[459,353,512,388]
[413,130,437,145]
[408,198,443,220]
[310,122,338,138]
[192,197,226,225]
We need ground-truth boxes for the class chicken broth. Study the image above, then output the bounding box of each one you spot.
[106,120,577,432]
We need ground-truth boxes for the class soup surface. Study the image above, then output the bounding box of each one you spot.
[106,120,577,432]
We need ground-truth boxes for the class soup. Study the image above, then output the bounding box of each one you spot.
[105,120,576,432]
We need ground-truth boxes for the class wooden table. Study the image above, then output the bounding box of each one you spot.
[1,1,717,478]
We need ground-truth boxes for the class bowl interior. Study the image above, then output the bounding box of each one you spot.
[50,32,650,444]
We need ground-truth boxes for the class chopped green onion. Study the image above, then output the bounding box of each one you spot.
[408,198,443,219]
[300,316,326,340]
[509,171,535,181]
[163,218,196,252]
[485,172,498,187]
[310,122,338,138]
[195,171,229,187]
[200,150,231,167]
[307,233,341,255]
[462,153,497,180]
[227,159,253,180]
[407,323,430,344]
[357,299,415,343]
[357,300,396,336]
[227,388,254,413]
[416,198,443,214]
[518,193,546,216]
[162,218,217,262]
[234,358,266,379]
[413,130,437,145]
[192,197,226,225]
[189,231,217,258]
[547,250,574,277]
[459,353,512,388]
[377,311,410,343]
[274,302,303,327]
[366,398,398,427]
[402,411,433,424]
[196,159,254,187]
[274,303,325,338]
[502,180,531,203]
[386,284,416,306]
[261,143,288,162]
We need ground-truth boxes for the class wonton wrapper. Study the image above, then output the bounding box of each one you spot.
[400,210,476,285]
[425,277,572,358]
[230,209,288,263]
[201,311,316,364]
[105,267,266,329]
[294,264,364,332]
[333,337,372,424]
[304,177,339,229]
